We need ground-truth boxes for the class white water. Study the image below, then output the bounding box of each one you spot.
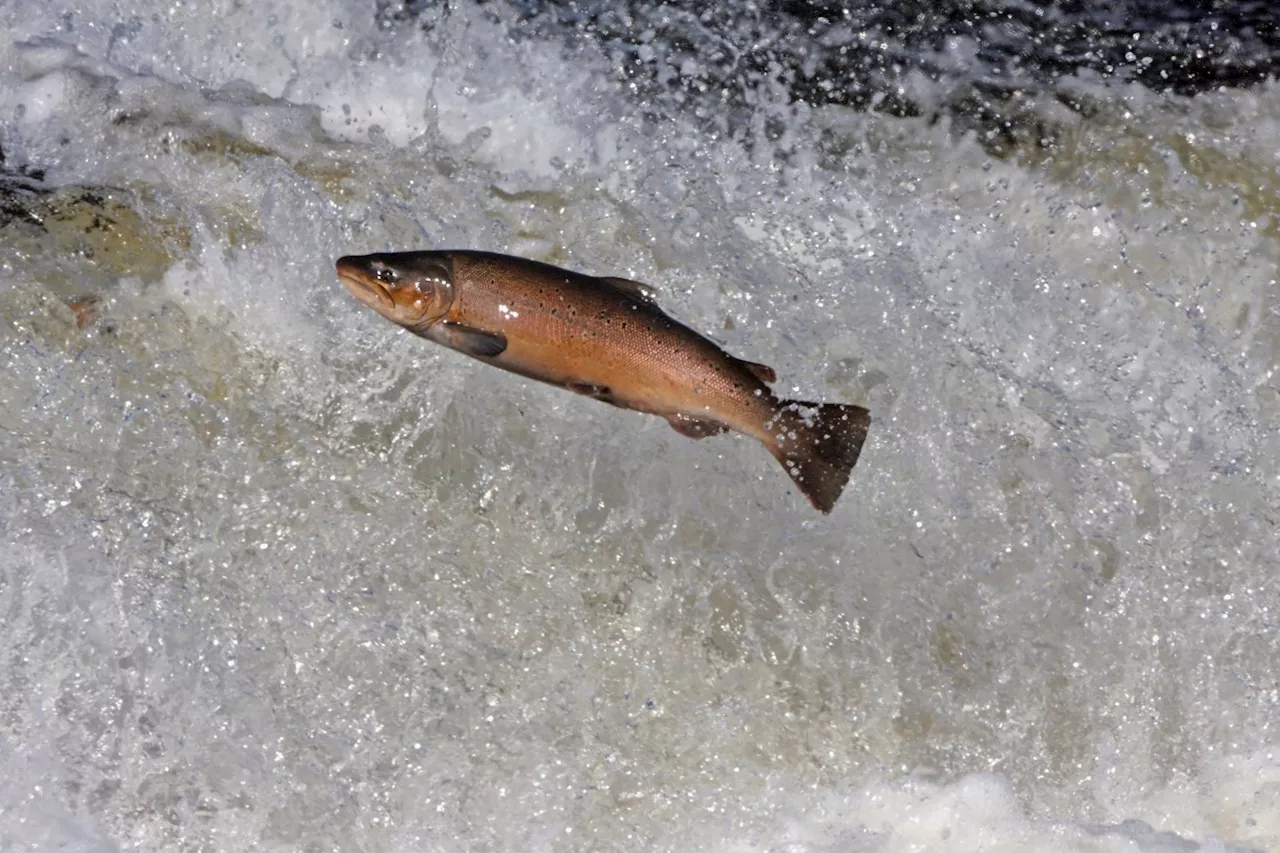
[1,1,1278,850]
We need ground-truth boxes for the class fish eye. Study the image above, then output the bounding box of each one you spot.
[372,265,398,284]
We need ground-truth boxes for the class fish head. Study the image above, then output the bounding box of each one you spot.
[335,252,456,332]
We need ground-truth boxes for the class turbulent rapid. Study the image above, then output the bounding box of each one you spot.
[336,250,871,513]
[1,0,1278,851]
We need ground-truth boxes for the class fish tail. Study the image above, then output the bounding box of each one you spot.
[767,401,871,513]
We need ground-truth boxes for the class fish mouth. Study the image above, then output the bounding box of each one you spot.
[335,257,394,312]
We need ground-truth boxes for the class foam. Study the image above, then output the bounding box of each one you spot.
[2,1,1278,851]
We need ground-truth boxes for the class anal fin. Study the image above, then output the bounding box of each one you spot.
[666,413,728,439]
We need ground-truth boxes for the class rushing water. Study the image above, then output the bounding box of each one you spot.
[1,1,1278,850]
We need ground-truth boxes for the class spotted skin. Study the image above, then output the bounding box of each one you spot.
[336,250,870,512]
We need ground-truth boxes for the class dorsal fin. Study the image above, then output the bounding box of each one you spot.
[736,358,777,384]
[599,276,659,305]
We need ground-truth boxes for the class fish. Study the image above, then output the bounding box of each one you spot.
[335,250,870,513]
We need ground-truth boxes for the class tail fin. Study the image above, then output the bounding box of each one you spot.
[767,401,871,513]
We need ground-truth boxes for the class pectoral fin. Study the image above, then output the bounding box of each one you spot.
[666,413,728,439]
[433,322,507,358]
[600,276,659,305]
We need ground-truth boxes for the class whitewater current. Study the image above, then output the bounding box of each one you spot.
[1,1,1278,851]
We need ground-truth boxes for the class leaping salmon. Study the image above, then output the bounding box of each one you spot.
[335,250,870,513]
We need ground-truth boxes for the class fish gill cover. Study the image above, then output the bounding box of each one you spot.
[1,0,1278,851]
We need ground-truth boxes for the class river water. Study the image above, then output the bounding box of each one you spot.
[1,1,1277,850]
